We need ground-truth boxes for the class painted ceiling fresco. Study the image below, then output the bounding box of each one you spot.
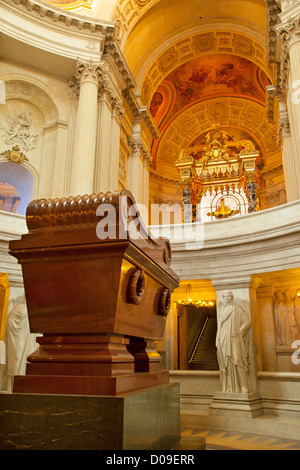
[190,128,258,151]
[150,54,270,126]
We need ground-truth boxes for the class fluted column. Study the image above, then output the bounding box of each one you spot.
[127,119,151,223]
[94,72,124,194]
[69,60,102,196]
[277,95,297,202]
[275,1,300,200]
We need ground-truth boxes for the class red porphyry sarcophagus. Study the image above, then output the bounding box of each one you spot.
[9,190,179,396]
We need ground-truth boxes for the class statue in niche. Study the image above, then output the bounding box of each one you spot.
[273,290,298,346]
[216,290,252,394]
[2,295,37,392]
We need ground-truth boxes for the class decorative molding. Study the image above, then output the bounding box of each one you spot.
[1,145,29,163]
[141,30,270,106]
[149,170,180,186]
[128,135,152,167]
[277,111,291,139]
[277,30,291,90]
[42,0,95,11]
[0,0,136,92]
[136,0,152,5]
[1,108,39,151]
[122,88,159,139]
[103,42,136,90]
[2,0,115,34]
[75,59,104,85]
[98,75,125,117]
[261,163,284,178]
[265,0,282,63]
[154,97,279,173]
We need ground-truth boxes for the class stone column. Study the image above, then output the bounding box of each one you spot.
[94,73,124,194]
[69,60,102,196]
[275,1,300,200]
[277,95,297,202]
[209,277,264,418]
[127,124,151,223]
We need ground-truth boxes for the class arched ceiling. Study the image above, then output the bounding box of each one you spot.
[39,0,284,208]
[120,0,267,82]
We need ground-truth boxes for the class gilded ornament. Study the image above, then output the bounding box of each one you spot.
[1,146,29,164]
[207,198,240,219]
[175,122,261,220]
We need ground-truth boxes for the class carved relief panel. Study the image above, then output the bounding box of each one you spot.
[273,289,300,347]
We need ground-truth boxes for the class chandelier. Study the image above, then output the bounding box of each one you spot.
[175,122,262,222]
[177,284,215,308]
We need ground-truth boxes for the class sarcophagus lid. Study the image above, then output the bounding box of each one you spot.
[9,190,179,341]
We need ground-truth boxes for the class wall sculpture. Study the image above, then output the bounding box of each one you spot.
[273,290,300,347]
[216,291,253,394]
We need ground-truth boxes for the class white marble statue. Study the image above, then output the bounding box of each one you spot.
[273,290,298,346]
[2,295,37,392]
[216,290,252,394]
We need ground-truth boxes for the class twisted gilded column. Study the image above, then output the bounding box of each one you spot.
[69,60,103,196]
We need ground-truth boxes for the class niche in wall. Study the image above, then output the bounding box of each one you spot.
[0,161,34,215]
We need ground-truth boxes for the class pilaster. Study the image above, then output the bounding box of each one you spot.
[94,66,125,194]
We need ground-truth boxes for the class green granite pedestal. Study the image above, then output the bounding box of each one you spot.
[0,383,182,450]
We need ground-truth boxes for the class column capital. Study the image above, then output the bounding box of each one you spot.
[128,135,152,167]
[278,110,291,138]
[276,0,300,14]
[75,59,104,85]
[69,59,104,97]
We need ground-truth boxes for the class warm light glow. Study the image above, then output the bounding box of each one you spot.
[297,289,300,298]
[177,284,215,308]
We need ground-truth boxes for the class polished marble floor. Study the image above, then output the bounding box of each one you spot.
[182,427,300,450]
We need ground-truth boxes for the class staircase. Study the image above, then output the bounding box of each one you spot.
[189,316,219,370]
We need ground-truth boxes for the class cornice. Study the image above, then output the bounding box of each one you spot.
[1,0,115,35]
[149,170,180,186]
[265,0,282,63]
[0,0,136,94]
[122,88,159,139]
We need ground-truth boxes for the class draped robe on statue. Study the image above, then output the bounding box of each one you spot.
[216,302,251,394]
[5,296,37,390]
